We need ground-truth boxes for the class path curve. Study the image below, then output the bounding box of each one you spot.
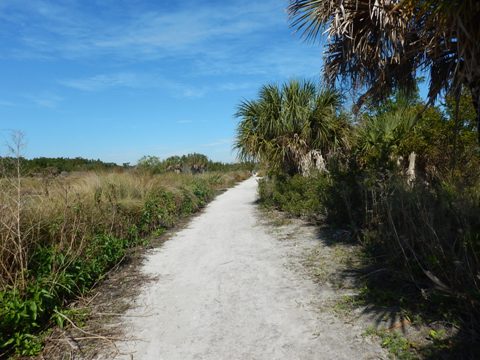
[107,177,384,360]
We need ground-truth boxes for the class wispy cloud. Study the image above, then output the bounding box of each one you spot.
[0,0,321,79]
[59,72,140,92]
[0,100,16,107]
[59,72,208,98]
[24,92,63,108]
[59,73,144,91]
[1,1,282,58]
[59,72,261,98]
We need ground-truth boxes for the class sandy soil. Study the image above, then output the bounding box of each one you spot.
[101,177,385,360]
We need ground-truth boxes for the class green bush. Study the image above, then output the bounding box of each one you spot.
[0,233,130,356]
[141,188,177,231]
[0,170,249,356]
[258,174,329,220]
[371,179,480,305]
[190,179,214,206]
[259,169,480,353]
[242,80,480,356]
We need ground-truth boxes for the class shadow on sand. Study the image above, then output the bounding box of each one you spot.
[314,226,479,360]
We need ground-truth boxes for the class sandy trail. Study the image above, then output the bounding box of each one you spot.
[106,177,384,360]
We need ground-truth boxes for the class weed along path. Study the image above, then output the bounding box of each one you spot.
[101,177,385,360]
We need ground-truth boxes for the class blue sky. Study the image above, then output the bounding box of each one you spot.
[0,0,325,164]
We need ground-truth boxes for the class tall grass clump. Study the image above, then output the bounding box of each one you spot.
[0,147,249,357]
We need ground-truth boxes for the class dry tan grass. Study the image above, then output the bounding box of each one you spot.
[0,170,248,290]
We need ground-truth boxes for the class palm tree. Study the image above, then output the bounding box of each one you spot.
[356,106,416,171]
[288,0,480,142]
[183,153,209,174]
[164,156,182,173]
[234,80,348,175]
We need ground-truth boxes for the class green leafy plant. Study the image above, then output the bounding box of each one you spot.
[0,168,250,356]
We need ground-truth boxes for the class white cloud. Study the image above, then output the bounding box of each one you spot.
[1,0,323,79]
[1,0,284,59]
[59,72,261,98]
[59,71,210,98]
[59,73,144,91]
[4,0,323,105]
[24,92,63,108]
[0,100,16,107]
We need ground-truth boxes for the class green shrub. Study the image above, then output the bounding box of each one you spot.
[0,232,131,355]
[370,179,480,309]
[141,188,177,231]
[258,174,329,220]
[189,179,214,206]
[177,188,199,216]
[0,170,249,356]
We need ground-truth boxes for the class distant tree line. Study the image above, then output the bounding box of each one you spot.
[0,157,120,176]
[137,153,254,174]
[0,154,254,178]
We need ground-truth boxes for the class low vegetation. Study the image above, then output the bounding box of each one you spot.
[0,151,249,357]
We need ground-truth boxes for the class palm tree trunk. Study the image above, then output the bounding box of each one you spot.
[407,152,416,185]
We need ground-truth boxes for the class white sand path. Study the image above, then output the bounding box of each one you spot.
[106,177,384,360]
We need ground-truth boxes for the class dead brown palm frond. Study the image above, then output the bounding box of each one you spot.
[288,0,480,142]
